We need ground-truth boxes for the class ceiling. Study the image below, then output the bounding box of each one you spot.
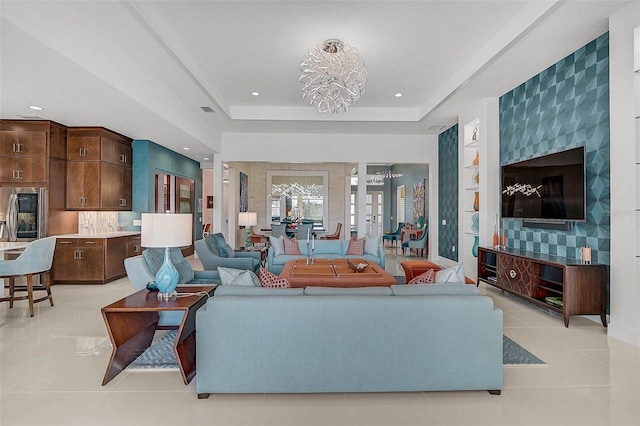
[0,1,631,166]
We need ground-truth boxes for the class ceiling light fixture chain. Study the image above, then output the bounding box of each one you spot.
[299,39,367,114]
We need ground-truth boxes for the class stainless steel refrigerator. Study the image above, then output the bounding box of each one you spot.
[0,187,46,241]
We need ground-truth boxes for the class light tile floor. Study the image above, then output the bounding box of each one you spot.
[1,248,639,426]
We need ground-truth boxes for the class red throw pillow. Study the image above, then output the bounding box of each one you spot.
[258,268,291,288]
[346,238,365,255]
[283,237,301,255]
[408,269,436,284]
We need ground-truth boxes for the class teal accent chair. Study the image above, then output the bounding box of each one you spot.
[0,236,56,317]
[270,224,287,239]
[402,227,428,257]
[295,223,314,241]
[194,234,261,272]
[382,222,404,251]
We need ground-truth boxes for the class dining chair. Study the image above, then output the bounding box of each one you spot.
[295,223,313,241]
[382,222,404,250]
[401,228,428,257]
[0,236,56,317]
[270,223,287,239]
[320,223,342,240]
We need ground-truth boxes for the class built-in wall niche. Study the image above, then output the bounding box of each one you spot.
[266,170,328,227]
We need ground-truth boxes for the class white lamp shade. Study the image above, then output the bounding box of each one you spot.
[238,212,257,227]
[141,213,193,248]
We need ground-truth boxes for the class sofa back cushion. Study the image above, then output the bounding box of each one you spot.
[391,283,480,296]
[214,285,304,296]
[304,286,392,296]
[142,248,195,284]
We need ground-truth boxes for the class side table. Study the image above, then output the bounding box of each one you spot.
[101,285,216,385]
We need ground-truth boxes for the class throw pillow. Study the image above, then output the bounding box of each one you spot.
[218,241,236,258]
[283,237,301,255]
[269,235,285,256]
[434,263,466,284]
[258,268,291,288]
[204,234,220,256]
[346,238,365,255]
[364,234,382,255]
[142,248,195,284]
[218,266,260,286]
[408,268,436,284]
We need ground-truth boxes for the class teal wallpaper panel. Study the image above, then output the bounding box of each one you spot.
[438,124,459,261]
[499,33,610,267]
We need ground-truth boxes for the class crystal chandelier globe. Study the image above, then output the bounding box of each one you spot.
[299,39,367,114]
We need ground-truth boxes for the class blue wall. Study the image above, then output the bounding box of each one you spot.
[129,139,203,239]
[438,124,459,261]
[499,33,610,266]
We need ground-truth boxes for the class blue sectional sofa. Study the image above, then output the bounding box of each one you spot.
[267,238,385,274]
[196,284,503,397]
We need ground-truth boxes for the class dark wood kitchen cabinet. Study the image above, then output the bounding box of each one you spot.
[66,127,132,210]
[53,234,141,284]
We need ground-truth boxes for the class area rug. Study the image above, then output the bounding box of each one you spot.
[127,330,544,369]
[127,330,178,370]
[503,335,546,366]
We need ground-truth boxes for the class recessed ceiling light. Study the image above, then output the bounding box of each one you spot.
[251,91,260,96]
[394,93,403,98]
[28,105,44,111]
[203,157,210,161]
[183,147,190,151]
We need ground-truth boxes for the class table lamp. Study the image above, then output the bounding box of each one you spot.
[238,212,257,249]
[141,213,192,298]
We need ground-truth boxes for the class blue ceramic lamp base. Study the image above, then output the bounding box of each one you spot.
[155,247,179,300]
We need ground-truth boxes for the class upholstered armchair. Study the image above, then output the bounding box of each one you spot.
[401,227,428,257]
[382,222,404,250]
[194,233,261,272]
[124,248,220,328]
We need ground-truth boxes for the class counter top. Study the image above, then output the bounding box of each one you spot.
[54,232,141,239]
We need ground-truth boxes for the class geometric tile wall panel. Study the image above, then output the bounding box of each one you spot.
[499,33,610,309]
[438,124,459,261]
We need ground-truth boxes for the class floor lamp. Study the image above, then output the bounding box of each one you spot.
[238,212,257,249]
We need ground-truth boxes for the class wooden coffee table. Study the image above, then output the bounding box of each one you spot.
[279,258,397,288]
[101,285,216,385]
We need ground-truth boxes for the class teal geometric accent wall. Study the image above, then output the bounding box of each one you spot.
[438,124,459,261]
[131,139,204,239]
[499,33,610,269]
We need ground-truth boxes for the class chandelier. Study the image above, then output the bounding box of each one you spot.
[270,183,323,198]
[299,39,367,114]
[376,170,403,179]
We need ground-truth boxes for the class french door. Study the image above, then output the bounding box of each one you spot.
[366,191,384,237]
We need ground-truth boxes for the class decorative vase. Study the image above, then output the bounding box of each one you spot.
[472,127,478,141]
[493,224,499,248]
[155,247,179,297]
[472,170,479,186]
[501,218,507,248]
[472,235,479,257]
[471,213,479,234]
[472,151,479,165]
[473,192,479,211]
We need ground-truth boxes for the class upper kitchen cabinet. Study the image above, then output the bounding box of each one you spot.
[0,120,67,186]
[66,127,133,210]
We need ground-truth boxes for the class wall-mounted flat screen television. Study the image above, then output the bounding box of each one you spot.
[501,147,586,222]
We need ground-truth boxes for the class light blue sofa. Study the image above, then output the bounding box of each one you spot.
[267,238,385,274]
[196,284,503,397]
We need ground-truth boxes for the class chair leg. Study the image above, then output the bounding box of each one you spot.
[27,274,35,317]
[8,277,15,308]
[45,271,54,307]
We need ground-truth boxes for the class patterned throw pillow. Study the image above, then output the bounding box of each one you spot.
[346,238,365,255]
[434,263,466,283]
[283,237,301,255]
[258,268,291,288]
[269,235,285,256]
[408,269,435,284]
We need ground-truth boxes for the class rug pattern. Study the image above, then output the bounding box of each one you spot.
[128,329,545,369]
